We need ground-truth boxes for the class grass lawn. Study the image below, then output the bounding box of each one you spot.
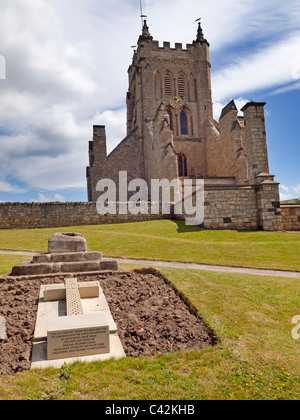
[0,255,33,275]
[0,220,299,271]
[0,267,298,400]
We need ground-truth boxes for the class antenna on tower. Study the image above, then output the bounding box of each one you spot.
[139,0,147,28]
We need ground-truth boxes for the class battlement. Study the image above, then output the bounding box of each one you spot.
[151,40,195,52]
[130,37,209,75]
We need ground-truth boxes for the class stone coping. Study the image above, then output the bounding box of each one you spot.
[281,204,300,208]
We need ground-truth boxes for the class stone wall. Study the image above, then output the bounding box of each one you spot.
[174,186,259,230]
[0,198,299,231]
[174,185,299,232]
[87,126,145,202]
[204,187,259,230]
[281,204,300,231]
[0,202,169,230]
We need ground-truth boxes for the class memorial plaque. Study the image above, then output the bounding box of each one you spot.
[47,313,110,361]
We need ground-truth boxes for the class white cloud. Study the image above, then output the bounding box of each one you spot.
[30,193,66,203]
[0,0,299,200]
[0,180,27,194]
[280,192,294,201]
[213,98,248,121]
[270,81,300,96]
[279,185,300,201]
[281,185,291,193]
[0,55,6,79]
[212,31,300,102]
[93,109,127,154]
[292,185,300,195]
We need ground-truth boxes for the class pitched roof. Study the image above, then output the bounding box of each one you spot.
[220,100,237,120]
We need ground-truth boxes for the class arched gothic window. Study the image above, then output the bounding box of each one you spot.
[164,72,172,97]
[189,73,196,101]
[180,109,188,135]
[178,73,186,98]
[155,70,162,99]
[178,154,188,177]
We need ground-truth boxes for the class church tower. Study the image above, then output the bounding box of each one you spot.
[87,19,280,232]
[87,20,215,202]
[126,20,213,181]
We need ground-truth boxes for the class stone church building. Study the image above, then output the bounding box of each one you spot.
[86,20,283,231]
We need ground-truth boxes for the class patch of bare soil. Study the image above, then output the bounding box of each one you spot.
[0,269,216,376]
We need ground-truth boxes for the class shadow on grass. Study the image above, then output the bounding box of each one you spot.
[171,219,204,234]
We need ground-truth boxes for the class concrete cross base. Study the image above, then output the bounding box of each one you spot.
[31,280,126,369]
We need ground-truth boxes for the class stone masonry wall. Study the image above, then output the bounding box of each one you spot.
[281,205,300,231]
[0,198,298,231]
[0,202,169,230]
[174,186,259,230]
[204,187,259,230]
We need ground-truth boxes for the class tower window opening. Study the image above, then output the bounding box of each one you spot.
[178,74,185,98]
[178,154,188,177]
[165,73,172,97]
[180,110,188,135]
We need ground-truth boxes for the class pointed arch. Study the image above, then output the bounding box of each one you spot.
[177,72,187,99]
[188,72,196,101]
[178,153,188,177]
[179,107,193,136]
[180,109,188,135]
[164,71,173,98]
[155,70,162,99]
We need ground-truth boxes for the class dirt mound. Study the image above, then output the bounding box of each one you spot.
[0,270,216,376]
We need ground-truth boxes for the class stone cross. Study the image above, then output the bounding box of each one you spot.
[65,278,84,316]
[43,278,100,317]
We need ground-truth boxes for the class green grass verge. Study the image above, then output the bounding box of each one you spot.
[0,255,33,275]
[0,267,299,400]
[0,220,299,271]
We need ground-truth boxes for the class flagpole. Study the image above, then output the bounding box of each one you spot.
[139,0,144,28]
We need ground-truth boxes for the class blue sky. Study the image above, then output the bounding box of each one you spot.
[0,0,299,203]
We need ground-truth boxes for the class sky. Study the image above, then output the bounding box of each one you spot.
[0,0,299,203]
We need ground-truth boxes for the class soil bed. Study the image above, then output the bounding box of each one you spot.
[0,269,216,376]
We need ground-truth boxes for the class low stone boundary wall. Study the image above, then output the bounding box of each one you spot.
[0,202,168,230]
[0,198,299,231]
[174,186,259,230]
[204,187,259,230]
[281,204,300,231]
